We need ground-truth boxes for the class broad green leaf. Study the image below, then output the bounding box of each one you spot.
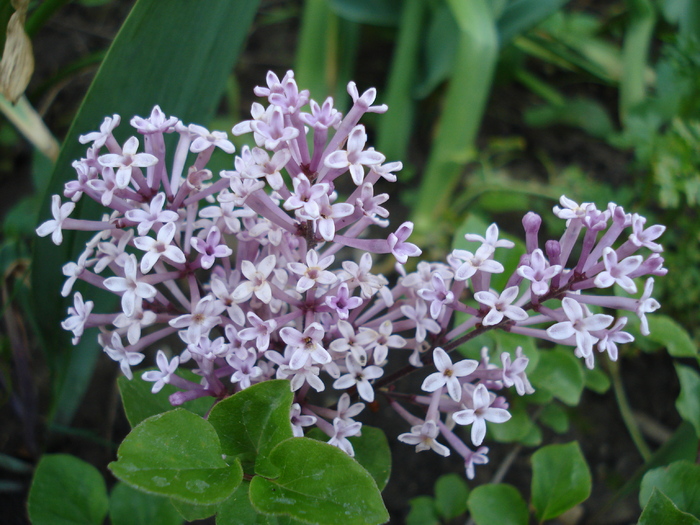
[346,426,392,491]
[639,461,700,518]
[675,364,700,437]
[217,482,305,524]
[489,400,539,444]
[434,473,469,520]
[531,442,591,521]
[249,438,389,525]
[169,499,218,522]
[109,409,242,505]
[28,454,108,525]
[305,426,392,492]
[117,370,214,428]
[539,403,569,434]
[583,366,611,394]
[529,347,584,406]
[208,380,294,478]
[328,0,402,26]
[647,315,698,358]
[613,422,698,500]
[467,484,528,525]
[639,488,700,525]
[406,496,439,525]
[32,0,259,427]
[109,482,183,525]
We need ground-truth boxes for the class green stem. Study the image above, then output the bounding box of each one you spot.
[608,358,652,461]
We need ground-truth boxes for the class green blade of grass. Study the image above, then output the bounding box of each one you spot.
[32,0,259,426]
[620,0,656,124]
[376,0,425,163]
[411,0,498,238]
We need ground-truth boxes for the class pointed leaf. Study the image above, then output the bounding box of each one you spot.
[208,380,294,477]
[249,438,388,525]
[531,442,591,521]
[639,461,700,519]
[109,409,242,505]
[639,488,700,525]
[28,454,108,525]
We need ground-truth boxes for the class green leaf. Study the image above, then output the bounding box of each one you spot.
[328,0,402,26]
[529,347,584,406]
[305,426,391,492]
[109,482,183,525]
[524,97,614,138]
[117,370,214,428]
[434,473,469,520]
[217,482,306,524]
[412,0,499,236]
[467,484,529,525]
[169,499,218,522]
[497,0,570,45]
[647,315,698,358]
[406,496,439,525]
[675,364,700,437]
[414,4,458,99]
[489,400,539,444]
[583,366,611,394]
[28,454,108,525]
[208,380,294,478]
[249,438,389,525]
[539,403,569,434]
[109,409,242,505]
[639,461,700,518]
[613,422,698,500]
[639,488,700,525]
[32,0,259,427]
[531,442,591,521]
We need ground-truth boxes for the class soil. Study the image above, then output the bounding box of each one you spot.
[0,1,687,524]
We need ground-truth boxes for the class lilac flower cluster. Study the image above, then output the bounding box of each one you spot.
[37,71,666,479]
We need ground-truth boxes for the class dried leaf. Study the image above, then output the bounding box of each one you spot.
[0,0,33,104]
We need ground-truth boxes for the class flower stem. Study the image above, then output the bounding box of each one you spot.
[607,358,651,461]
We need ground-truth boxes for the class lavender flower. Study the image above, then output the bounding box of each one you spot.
[37,71,666,481]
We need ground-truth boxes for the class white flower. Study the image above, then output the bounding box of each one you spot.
[398,420,450,457]
[421,348,478,402]
[36,195,75,246]
[453,384,511,446]
[547,297,613,358]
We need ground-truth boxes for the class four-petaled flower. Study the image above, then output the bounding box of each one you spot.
[547,297,613,359]
[474,286,528,326]
[36,195,75,246]
[453,384,512,446]
[421,348,478,402]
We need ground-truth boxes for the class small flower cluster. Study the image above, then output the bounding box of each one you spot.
[37,71,666,479]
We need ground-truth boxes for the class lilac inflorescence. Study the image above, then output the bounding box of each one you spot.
[37,70,666,478]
